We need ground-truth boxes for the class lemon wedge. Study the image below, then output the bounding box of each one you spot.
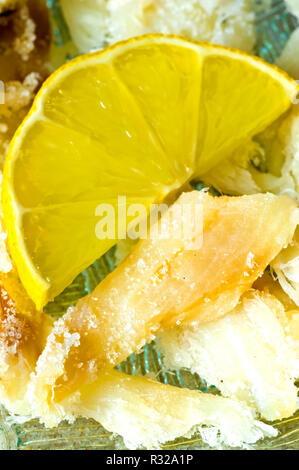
[2,35,298,308]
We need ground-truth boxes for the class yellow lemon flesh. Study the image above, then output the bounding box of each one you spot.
[2,35,298,308]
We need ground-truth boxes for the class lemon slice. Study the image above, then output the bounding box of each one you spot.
[2,35,298,308]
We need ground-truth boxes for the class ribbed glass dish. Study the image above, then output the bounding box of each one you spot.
[0,0,299,451]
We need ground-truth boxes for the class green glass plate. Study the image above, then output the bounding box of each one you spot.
[1,0,299,451]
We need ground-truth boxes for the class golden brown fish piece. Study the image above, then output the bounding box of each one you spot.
[29,191,298,404]
[0,0,50,165]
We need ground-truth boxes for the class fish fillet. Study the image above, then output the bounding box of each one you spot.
[28,191,298,404]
